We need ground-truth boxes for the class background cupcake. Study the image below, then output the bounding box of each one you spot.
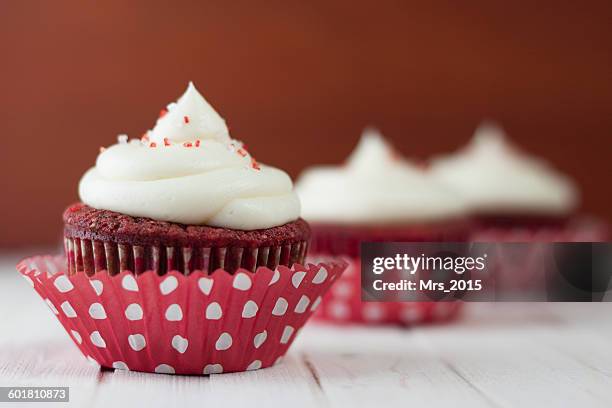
[430,121,607,242]
[296,128,468,325]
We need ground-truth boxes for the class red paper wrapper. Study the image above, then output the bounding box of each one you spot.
[307,222,468,326]
[311,257,462,325]
[64,236,308,275]
[17,255,347,375]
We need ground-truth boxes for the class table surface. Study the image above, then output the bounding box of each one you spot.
[1,251,612,408]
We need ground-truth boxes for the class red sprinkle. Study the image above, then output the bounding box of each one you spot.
[195,140,201,147]
[159,109,168,118]
[163,138,171,146]
[251,158,261,170]
[149,142,157,148]
[237,148,247,157]
[183,142,192,147]
[183,116,190,124]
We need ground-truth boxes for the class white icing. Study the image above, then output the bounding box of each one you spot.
[296,128,467,224]
[79,83,300,229]
[148,82,230,144]
[430,121,579,215]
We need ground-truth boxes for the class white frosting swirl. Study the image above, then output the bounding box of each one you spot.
[430,122,579,215]
[296,128,467,224]
[79,82,300,229]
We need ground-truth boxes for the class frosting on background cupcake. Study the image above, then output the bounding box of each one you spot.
[79,82,300,230]
[296,128,467,224]
[430,121,579,216]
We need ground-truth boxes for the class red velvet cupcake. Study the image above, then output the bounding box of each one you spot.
[296,128,469,325]
[430,122,607,242]
[18,82,347,375]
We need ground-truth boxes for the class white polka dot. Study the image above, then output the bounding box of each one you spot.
[45,299,58,315]
[291,271,306,288]
[203,364,223,375]
[280,325,295,344]
[269,270,280,285]
[90,331,106,348]
[125,303,143,321]
[362,304,385,321]
[112,361,129,370]
[160,276,178,295]
[71,330,82,344]
[400,306,424,323]
[165,304,183,321]
[215,332,232,351]
[128,334,146,351]
[310,296,322,312]
[332,281,352,298]
[233,273,252,291]
[171,335,188,354]
[294,295,310,314]
[23,275,34,287]
[89,280,103,296]
[122,275,139,291]
[198,277,213,295]
[53,275,74,293]
[155,364,175,374]
[246,360,262,371]
[87,355,100,366]
[60,301,77,318]
[312,267,328,284]
[205,302,222,320]
[272,297,288,316]
[88,303,107,319]
[329,301,350,320]
[253,330,267,349]
[242,300,258,318]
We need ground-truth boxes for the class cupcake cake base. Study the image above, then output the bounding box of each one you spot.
[64,204,310,275]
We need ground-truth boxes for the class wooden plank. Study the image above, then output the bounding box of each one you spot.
[92,354,326,408]
[296,326,494,408]
[0,340,101,408]
[413,310,612,407]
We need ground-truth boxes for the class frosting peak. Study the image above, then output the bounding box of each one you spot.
[430,121,579,215]
[148,82,230,144]
[79,83,300,230]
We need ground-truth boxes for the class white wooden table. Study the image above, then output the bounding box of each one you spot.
[1,251,612,407]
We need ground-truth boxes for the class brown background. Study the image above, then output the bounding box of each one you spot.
[1,1,611,247]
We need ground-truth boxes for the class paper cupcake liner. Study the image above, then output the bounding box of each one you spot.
[63,236,308,276]
[17,255,347,375]
[471,217,609,243]
[307,222,468,326]
[309,257,463,326]
[308,221,470,258]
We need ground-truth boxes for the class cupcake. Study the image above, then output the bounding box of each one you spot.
[430,121,606,242]
[296,128,468,325]
[17,83,347,375]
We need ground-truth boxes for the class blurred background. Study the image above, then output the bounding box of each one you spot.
[1,0,611,248]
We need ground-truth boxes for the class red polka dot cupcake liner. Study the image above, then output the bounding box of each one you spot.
[312,257,463,326]
[472,217,609,243]
[17,255,347,375]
